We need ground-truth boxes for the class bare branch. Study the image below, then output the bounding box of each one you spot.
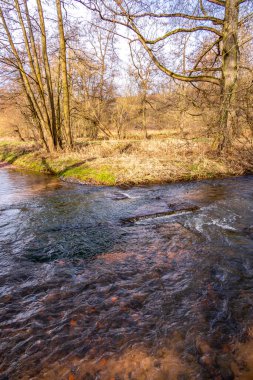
[145,26,222,45]
[130,12,224,25]
[207,0,225,6]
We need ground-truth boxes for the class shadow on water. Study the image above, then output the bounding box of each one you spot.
[1,170,253,379]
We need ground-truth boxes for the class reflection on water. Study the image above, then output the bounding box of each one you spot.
[1,168,253,379]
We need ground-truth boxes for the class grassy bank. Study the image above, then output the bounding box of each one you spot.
[0,138,253,186]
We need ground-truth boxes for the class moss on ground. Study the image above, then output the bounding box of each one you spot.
[0,140,116,185]
[61,165,116,185]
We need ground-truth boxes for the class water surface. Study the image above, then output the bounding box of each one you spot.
[1,168,253,379]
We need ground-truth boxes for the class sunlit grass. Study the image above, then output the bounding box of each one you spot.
[0,137,252,185]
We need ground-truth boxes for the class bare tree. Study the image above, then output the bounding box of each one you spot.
[0,0,74,150]
[69,22,117,139]
[76,0,253,151]
[129,45,155,138]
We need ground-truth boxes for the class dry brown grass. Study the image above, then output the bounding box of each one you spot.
[1,136,252,185]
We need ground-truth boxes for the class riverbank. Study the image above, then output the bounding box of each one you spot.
[0,138,252,186]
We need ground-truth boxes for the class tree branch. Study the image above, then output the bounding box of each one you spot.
[190,37,221,75]
[207,0,225,6]
[113,1,220,85]
[129,12,224,25]
[145,26,222,45]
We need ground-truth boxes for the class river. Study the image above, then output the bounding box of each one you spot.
[1,167,253,380]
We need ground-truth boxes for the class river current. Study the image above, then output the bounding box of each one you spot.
[1,167,253,380]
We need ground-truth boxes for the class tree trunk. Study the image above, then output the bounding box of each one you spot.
[55,0,73,148]
[218,0,239,152]
[0,7,53,151]
[15,0,54,147]
[87,120,99,139]
[36,0,59,150]
[142,99,148,139]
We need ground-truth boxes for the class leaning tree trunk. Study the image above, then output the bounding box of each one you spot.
[219,0,239,152]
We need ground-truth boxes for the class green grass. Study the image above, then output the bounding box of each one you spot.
[16,153,46,172]
[61,165,116,185]
[0,140,116,185]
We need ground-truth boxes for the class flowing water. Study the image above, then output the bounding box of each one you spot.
[1,167,253,380]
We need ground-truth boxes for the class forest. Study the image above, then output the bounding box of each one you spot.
[0,0,253,184]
